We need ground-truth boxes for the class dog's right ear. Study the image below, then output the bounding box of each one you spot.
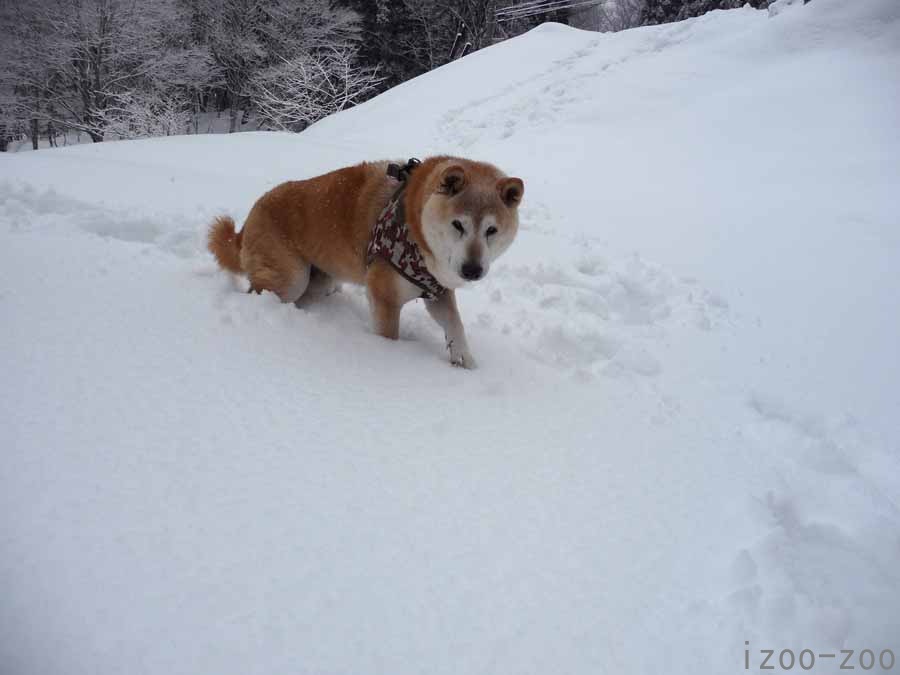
[498,177,524,207]
[438,165,467,195]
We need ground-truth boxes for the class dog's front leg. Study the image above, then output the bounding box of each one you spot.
[426,290,477,369]
[370,298,401,340]
[366,262,403,340]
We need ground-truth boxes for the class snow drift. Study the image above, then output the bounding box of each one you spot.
[2,1,899,673]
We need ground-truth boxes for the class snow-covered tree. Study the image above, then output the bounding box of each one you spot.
[0,91,19,151]
[570,0,646,32]
[250,47,382,132]
[1,0,209,142]
[186,0,363,132]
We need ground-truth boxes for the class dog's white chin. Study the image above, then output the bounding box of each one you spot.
[434,269,468,290]
[422,256,465,289]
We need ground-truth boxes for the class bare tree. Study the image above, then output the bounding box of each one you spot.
[0,91,18,151]
[199,0,265,132]
[397,0,453,73]
[251,47,383,132]
[380,0,497,83]
[192,0,363,132]
[1,0,198,142]
[595,0,646,31]
[0,0,54,148]
[451,0,500,51]
[98,89,190,139]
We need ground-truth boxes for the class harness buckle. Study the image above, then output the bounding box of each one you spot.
[387,157,421,183]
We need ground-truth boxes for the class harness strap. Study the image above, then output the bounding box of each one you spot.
[366,157,445,300]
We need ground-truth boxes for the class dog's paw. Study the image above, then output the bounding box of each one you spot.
[450,351,478,370]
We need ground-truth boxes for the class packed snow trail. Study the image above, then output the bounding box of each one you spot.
[2,1,899,674]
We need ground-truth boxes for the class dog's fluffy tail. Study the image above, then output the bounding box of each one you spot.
[208,215,244,275]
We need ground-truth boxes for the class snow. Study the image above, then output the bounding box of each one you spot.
[2,0,899,673]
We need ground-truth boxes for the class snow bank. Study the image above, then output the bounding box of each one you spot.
[2,1,899,673]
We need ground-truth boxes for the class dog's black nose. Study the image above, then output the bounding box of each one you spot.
[460,262,484,281]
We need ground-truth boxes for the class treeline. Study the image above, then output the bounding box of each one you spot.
[641,0,773,25]
[0,0,779,151]
[0,0,381,149]
[0,0,556,150]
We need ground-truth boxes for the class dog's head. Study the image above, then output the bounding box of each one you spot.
[416,159,523,288]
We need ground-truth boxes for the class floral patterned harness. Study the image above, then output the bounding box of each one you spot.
[365,159,445,301]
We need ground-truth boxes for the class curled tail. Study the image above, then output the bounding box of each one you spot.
[208,215,244,275]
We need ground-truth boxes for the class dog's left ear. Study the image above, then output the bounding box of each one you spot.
[498,177,524,207]
[439,165,467,195]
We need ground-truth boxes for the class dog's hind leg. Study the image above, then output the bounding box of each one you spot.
[297,267,341,305]
[246,255,311,303]
[281,263,311,303]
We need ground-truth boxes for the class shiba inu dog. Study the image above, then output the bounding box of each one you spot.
[208,156,524,368]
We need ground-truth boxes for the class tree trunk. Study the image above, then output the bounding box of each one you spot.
[229,105,238,133]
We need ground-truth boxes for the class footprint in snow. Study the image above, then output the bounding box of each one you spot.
[479,252,726,379]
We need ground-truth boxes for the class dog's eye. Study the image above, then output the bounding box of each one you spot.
[485,226,498,237]
[452,220,465,235]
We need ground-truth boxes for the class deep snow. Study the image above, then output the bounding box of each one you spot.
[2,1,899,673]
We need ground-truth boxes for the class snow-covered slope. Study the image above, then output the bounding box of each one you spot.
[2,1,899,673]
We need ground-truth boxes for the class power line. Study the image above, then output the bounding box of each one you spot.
[498,0,603,19]
[497,0,571,15]
[497,0,603,21]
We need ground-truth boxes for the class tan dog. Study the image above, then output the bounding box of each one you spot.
[208,156,523,368]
